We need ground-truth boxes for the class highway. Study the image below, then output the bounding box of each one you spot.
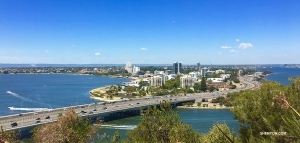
[0,96,194,131]
[0,75,259,132]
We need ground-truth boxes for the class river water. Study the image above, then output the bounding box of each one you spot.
[0,74,242,142]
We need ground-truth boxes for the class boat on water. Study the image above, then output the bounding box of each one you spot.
[8,106,49,111]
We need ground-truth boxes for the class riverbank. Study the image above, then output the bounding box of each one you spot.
[89,77,140,102]
[89,86,123,102]
[177,106,232,110]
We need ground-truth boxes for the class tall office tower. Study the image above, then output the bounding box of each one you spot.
[125,62,132,72]
[197,62,200,71]
[173,62,182,74]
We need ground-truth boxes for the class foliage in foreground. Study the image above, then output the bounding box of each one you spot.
[0,126,20,143]
[126,101,201,143]
[32,110,95,143]
[231,78,300,142]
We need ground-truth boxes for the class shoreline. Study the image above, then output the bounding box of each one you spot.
[176,106,233,110]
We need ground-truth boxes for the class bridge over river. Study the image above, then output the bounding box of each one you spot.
[0,75,259,136]
[0,96,195,132]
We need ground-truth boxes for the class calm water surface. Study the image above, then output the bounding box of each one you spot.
[0,74,131,116]
[258,67,300,85]
[96,109,240,141]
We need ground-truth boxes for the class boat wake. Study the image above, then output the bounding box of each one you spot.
[100,124,136,130]
[6,91,34,102]
[8,106,49,111]
[6,91,50,107]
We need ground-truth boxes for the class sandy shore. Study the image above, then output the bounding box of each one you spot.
[89,86,123,102]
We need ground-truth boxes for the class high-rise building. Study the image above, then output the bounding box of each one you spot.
[197,63,200,71]
[132,66,140,75]
[173,62,182,74]
[201,67,208,76]
[180,75,195,88]
[125,62,132,72]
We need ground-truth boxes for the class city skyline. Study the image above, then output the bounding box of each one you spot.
[1,0,300,64]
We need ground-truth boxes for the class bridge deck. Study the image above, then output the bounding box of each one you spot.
[0,96,195,131]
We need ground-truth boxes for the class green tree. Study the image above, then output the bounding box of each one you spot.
[124,86,136,96]
[200,123,236,143]
[125,101,201,143]
[200,76,207,92]
[32,109,95,143]
[231,79,300,142]
[0,126,20,143]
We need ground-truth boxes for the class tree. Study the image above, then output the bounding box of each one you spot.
[200,76,207,92]
[193,82,201,92]
[124,86,136,96]
[125,101,201,143]
[32,109,95,143]
[0,126,20,143]
[231,78,300,142]
[138,90,146,96]
[200,123,236,143]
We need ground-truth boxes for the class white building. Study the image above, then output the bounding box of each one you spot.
[165,70,173,75]
[215,69,225,74]
[132,66,140,75]
[201,67,208,76]
[180,75,195,88]
[206,71,215,77]
[150,76,163,87]
[207,78,223,84]
[189,72,199,80]
[154,70,164,75]
[220,74,231,80]
[125,62,132,72]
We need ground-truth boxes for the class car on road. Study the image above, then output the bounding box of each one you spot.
[102,107,107,110]
[19,114,22,116]
[45,116,50,119]
[11,122,18,127]
[36,118,41,120]
[129,104,133,106]
[89,111,93,114]
[137,103,140,104]
[81,111,87,113]
[93,109,97,111]
[35,120,41,124]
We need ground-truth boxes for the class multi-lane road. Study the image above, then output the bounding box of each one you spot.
[0,75,259,132]
[0,96,194,131]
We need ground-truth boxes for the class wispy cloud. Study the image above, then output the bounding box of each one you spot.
[230,50,238,53]
[71,45,75,47]
[141,48,148,50]
[217,52,222,54]
[94,52,101,56]
[198,54,201,55]
[45,50,49,52]
[236,39,239,42]
[221,46,232,49]
[239,43,253,49]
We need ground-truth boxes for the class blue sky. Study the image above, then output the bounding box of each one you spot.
[1,0,300,65]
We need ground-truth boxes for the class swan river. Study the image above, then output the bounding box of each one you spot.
[1,67,299,141]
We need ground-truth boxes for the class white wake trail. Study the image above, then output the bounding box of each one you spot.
[6,91,35,102]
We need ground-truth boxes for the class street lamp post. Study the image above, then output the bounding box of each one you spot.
[21,101,24,108]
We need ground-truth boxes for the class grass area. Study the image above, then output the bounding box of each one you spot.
[231,80,243,88]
